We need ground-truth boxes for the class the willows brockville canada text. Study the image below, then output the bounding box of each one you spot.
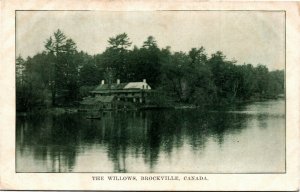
[16,29,284,112]
[92,175,207,181]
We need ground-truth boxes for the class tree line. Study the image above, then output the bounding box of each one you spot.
[16,29,284,111]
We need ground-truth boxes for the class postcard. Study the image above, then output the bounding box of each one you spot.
[0,0,299,191]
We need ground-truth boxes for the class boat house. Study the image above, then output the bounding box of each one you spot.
[80,79,154,111]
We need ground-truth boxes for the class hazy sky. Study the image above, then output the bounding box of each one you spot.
[16,11,285,70]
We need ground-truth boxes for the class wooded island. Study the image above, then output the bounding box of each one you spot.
[16,29,284,112]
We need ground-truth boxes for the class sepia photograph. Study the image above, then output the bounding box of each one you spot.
[15,10,286,173]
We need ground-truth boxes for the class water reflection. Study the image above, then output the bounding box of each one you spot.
[16,99,285,173]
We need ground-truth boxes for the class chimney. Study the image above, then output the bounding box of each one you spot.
[143,79,146,83]
[117,79,120,84]
[101,80,105,85]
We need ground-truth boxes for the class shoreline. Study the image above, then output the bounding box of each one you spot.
[16,96,285,115]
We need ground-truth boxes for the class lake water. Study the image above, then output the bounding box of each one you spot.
[16,99,285,173]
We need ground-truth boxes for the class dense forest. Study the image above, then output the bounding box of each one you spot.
[16,29,284,112]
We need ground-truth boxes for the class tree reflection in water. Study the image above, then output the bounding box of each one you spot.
[16,108,253,172]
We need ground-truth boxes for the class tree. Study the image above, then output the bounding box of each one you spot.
[79,63,100,86]
[143,36,157,48]
[16,55,25,84]
[188,47,207,67]
[160,51,189,101]
[102,33,132,82]
[16,54,49,111]
[235,64,256,100]
[44,29,78,106]
[254,64,269,97]
[133,36,162,88]
[266,70,284,97]
[108,33,132,51]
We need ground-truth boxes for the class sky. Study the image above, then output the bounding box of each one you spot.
[16,11,285,70]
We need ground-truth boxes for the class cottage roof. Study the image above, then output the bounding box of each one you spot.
[95,95,115,103]
[124,82,151,90]
[93,83,127,91]
[80,97,97,105]
[92,81,151,92]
